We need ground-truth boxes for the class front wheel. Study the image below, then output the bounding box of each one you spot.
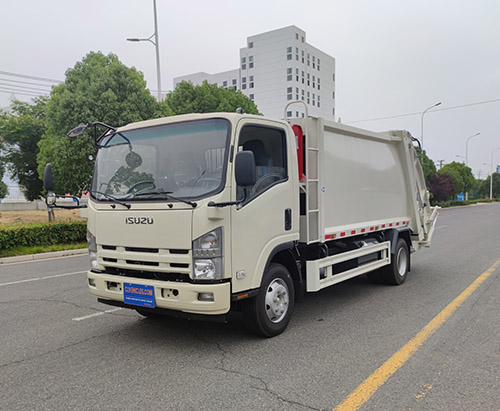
[242,263,295,337]
[380,238,409,285]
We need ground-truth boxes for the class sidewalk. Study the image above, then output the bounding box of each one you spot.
[0,248,88,264]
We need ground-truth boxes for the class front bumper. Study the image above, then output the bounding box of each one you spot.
[87,271,231,315]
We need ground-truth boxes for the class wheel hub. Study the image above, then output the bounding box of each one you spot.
[265,278,289,323]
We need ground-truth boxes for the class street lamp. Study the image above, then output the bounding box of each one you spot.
[490,147,500,199]
[127,0,162,101]
[465,132,480,167]
[420,102,441,151]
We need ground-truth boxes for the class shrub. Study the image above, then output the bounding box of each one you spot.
[0,221,86,250]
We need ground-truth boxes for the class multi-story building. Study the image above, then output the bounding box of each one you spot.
[173,25,336,120]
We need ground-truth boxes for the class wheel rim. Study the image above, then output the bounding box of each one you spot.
[396,247,408,277]
[265,278,289,323]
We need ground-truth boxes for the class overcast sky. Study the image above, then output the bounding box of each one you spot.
[2,0,499,179]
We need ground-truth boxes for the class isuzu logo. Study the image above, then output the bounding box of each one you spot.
[125,216,154,225]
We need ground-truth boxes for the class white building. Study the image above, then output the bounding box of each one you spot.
[173,25,336,120]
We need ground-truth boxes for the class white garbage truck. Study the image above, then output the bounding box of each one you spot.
[45,106,438,337]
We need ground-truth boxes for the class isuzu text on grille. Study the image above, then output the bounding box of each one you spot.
[125,217,154,224]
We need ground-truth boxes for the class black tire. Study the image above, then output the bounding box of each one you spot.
[380,238,409,285]
[242,263,295,337]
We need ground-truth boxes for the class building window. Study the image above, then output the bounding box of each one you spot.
[248,41,254,48]
[242,84,247,90]
[287,94,293,101]
[287,54,292,60]
[287,110,292,117]
[287,68,292,74]
[241,57,246,63]
[332,91,335,99]
[249,62,254,69]
[249,56,253,62]
[301,36,304,43]
[249,94,254,100]
[223,81,227,87]
[242,64,246,70]
[249,76,254,88]
[287,87,292,93]
[333,73,335,81]
[287,46,292,53]
[287,75,292,81]
[242,77,246,83]
[232,79,237,85]
[296,33,299,40]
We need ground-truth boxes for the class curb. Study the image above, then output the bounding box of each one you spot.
[0,248,88,265]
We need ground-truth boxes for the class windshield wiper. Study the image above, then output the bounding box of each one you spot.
[91,190,131,209]
[131,189,198,208]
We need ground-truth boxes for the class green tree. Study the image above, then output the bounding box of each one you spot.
[439,161,475,198]
[0,97,48,200]
[416,148,437,183]
[161,81,260,116]
[478,174,500,198]
[0,140,8,199]
[37,52,159,194]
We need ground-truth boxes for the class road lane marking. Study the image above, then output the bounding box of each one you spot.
[0,271,85,287]
[333,256,500,411]
[72,308,123,321]
[435,225,447,230]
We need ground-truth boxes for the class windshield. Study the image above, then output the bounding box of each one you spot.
[91,119,231,201]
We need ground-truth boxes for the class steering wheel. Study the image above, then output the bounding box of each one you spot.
[195,177,221,189]
[127,180,156,194]
[252,173,284,195]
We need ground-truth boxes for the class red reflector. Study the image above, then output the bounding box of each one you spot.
[351,230,356,235]
[381,224,385,228]
[389,223,393,227]
[396,222,400,226]
[361,228,366,233]
[340,232,346,237]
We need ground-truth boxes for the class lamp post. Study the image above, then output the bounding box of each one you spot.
[127,0,162,101]
[490,147,500,199]
[420,102,441,151]
[465,132,480,167]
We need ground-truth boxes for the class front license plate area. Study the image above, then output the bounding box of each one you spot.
[124,283,155,308]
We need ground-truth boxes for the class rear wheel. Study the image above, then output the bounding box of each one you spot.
[242,263,295,337]
[380,238,409,285]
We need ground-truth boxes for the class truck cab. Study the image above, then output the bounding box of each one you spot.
[83,113,300,336]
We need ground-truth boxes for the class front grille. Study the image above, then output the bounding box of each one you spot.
[125,247,159,253]
[105,267,190,283]
[98,244,191,278]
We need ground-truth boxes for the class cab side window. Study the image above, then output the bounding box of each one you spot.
[237,125,287,200]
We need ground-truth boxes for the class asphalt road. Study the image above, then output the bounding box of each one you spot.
[1,203,500,411]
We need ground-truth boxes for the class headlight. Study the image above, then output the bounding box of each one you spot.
[192,227,224,280]
[86,229,100,270]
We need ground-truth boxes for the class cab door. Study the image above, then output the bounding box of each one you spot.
[230,119,299,293]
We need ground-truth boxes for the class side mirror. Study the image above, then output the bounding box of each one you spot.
[235,151,256,187]
[43,163,54,192]
[67,123,89,138]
